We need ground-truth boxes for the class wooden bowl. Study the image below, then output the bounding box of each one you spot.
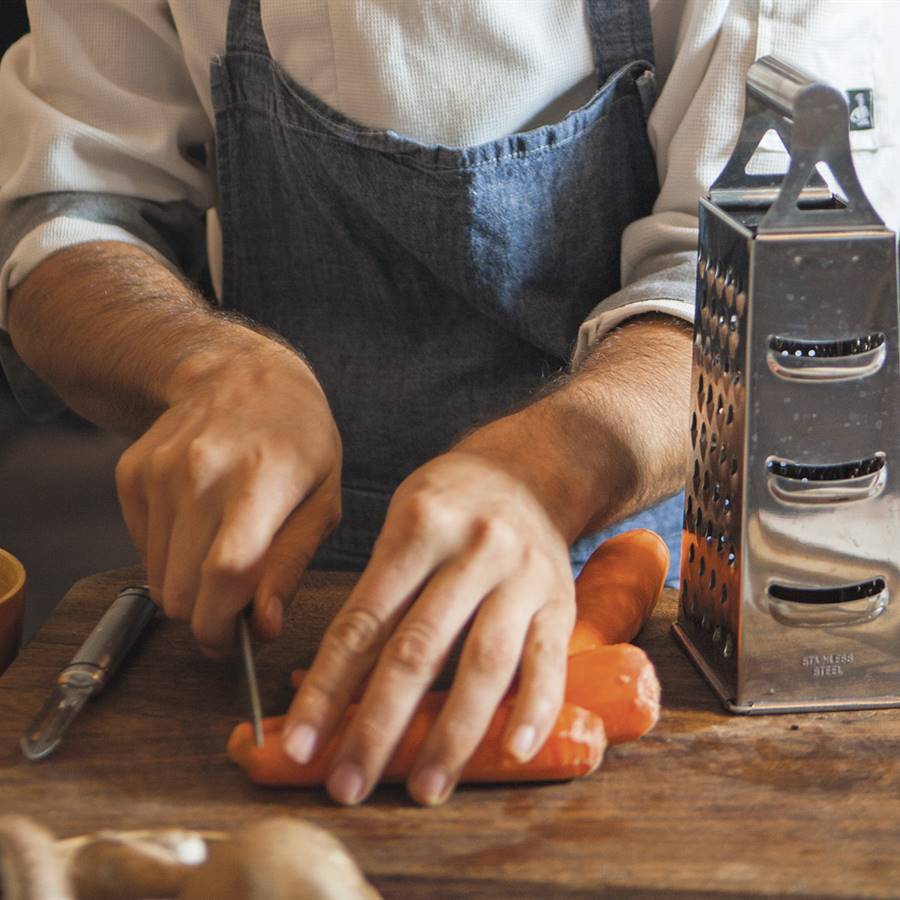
[0,548,25,674]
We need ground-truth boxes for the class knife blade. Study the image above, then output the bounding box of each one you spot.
[21,584,157,761]
[238,611,264,748]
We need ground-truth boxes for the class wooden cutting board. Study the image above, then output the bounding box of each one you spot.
[1,567,899,898]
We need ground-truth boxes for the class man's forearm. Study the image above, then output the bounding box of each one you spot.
[7,241,291,434]
[457,315,693,542]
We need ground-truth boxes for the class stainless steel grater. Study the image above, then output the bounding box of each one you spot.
[671,56,900,713]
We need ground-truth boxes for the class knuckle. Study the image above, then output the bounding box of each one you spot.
[398,492,442,537]
[202,544,254,582]
[148,444,180,483]
[184,437,217,481]
[161,587,192,622]
[386,622,441,681]
[295,671,344,713]
[471,516,517,559]
[351,712,391,749]
[526,632,566,667]
[325,608,382,660]
[465,633,517,680]
[434,718,480,760]
[114,450,139,493]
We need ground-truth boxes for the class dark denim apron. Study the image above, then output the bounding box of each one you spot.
[211,0,683,580]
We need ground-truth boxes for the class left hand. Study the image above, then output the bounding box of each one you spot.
[282,423,578,805]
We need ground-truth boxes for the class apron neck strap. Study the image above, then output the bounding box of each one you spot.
[225,0,267,55]
[586,0,654,79]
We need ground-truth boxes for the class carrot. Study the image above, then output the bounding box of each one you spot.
[290,644,659,746]
[564,645,660,743]
[228,698,606,787]
[568,529,669,654]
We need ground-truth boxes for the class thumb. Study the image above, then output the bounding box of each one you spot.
[251,484,341,640]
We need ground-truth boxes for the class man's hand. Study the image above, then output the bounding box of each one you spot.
[283,441,576,805]
[8,242,342,655]
[282,315,691,806]
[116,345,342,656]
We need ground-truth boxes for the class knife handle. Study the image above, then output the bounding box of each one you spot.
[61,585,157,692]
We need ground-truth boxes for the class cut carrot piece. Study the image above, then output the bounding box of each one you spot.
[564,645,660,743]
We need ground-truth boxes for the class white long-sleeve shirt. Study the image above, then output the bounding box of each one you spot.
[0,0,897,393]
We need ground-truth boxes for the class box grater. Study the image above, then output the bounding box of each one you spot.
[671,56,900,713]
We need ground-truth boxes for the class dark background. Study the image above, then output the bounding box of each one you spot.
[1,1,139,643]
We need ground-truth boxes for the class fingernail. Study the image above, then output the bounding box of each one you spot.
[266,596,283,632]
[409,764,451,806]
[283,724,317,764]
[327,762,366,805]
[509,724,537,761]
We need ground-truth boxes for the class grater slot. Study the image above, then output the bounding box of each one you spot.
[767,333,886,380]
[767,577,888,627]
[767,453,887,504]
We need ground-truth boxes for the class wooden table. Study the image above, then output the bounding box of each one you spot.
[1,569,899,899]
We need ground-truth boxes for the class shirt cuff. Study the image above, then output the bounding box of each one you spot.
[571,250,697,369]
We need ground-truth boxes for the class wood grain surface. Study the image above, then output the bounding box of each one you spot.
[1,568,898,899]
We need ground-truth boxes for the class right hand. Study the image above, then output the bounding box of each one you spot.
[114,343,342,656]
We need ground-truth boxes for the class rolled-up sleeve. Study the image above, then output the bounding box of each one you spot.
[0,0,215,415]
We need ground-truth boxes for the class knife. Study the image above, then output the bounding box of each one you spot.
[21,584,157,761]
[238,610,264,748]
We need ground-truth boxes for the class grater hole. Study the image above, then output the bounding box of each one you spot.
[727,546,737,566]
[769,333,885,359]
[726,405,734,425]
[690,412,698,447]
[699,556,706,577]
[769,579,886,605]
[709,570,717,591]
[688,543,695,563]
[767,454,885,481]
[721,585,728,606]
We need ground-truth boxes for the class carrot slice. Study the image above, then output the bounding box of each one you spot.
[564,645,660,743]
[227,698,606,787]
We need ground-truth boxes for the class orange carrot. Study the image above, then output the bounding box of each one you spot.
[564,645,660,743]
[568,529,669,654]
[228,698,606,787]
[290,645,659,746]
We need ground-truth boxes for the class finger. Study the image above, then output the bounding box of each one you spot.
[322,540,511,806]
[191,465,321,656]
[405,573,546,806]
[251,478,341,641]
[114,448,149,565]
[160,506,220,621]
[281,501,455,769]
[500,593,574,762]
[144,483,176,607]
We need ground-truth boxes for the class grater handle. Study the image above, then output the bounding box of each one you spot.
[745,56,818,122]
[709,55,884,232]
